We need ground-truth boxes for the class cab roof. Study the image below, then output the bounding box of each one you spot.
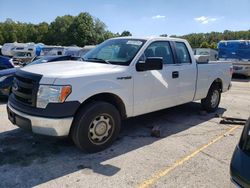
[111,36,188,43]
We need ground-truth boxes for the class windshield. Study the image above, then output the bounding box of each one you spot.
[83,38,146,65]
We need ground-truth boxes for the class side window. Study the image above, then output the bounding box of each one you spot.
[144,41,174,64]
[175,42,191,64]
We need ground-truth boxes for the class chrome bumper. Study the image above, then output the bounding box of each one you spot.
[7,102,73,136]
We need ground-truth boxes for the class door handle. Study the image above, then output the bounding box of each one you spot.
[172,71,179,78]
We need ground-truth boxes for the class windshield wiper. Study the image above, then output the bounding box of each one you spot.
[86,58,111,64]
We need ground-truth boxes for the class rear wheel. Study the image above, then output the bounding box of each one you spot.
[71,101,121,153]
[201,84,221,112]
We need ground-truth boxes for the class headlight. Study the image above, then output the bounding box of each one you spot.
[37,85,72,108]
[0,76,8,82]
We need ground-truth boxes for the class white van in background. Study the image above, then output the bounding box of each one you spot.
[40,46,65,56]
[1,42,27,57]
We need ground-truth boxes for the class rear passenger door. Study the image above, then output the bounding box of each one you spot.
[173,41,197,103]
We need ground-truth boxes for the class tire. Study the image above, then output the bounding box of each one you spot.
[201,84,221,112]
[71,101,121,153]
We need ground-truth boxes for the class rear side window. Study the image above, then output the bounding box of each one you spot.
[175,42,191,64]
[144,41,174,64]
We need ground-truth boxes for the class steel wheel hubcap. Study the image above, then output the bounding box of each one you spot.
[89,115,113,144]
[211,90,219,108]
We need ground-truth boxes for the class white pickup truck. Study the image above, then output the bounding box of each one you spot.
[7,37,232,152]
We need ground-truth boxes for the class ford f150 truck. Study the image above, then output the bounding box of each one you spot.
[7,37,232,152]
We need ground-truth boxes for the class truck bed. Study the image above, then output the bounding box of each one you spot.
[194,61,232,100]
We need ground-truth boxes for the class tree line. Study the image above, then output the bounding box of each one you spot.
[0,12,132,47]
[1,11,250,49]
[170,30,250,49]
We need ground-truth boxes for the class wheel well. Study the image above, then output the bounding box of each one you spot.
[211,78,223,92]
[77,93,127,119]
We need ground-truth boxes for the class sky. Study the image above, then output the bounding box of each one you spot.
[0,0,250,36]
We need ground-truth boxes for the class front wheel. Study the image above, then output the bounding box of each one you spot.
[201,84,221,112]
[71,101,121,153]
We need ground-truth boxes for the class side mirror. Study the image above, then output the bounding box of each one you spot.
[136,57,163,72]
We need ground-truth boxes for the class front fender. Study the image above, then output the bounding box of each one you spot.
[65,78,133,117]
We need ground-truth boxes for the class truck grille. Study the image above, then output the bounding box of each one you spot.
[12,70,42,106]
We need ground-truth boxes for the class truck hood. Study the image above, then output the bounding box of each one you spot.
[21,61,125,78]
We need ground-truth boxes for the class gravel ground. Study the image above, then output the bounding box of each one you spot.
[0,77,249,188]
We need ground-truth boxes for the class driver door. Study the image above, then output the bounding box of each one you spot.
[133,41,179,116]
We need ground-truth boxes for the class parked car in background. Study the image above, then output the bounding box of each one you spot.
[0,68,17,98]
[193,48,218,62]
[1,42,25,57]
[7,37,232,152]
[218,40,250,77]
[12,51,34,65]
[78,45,96,56]
[27,55,81,65]
[10,43,44,65]
[40,46,65,56]
[64,46,83,56]
[0,56,14,70]
[1,42,44,58]
[0,55,81,97]
[64,45,95,57]
[230,117,250,188]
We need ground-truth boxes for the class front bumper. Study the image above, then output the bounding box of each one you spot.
[7,102,73,136]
